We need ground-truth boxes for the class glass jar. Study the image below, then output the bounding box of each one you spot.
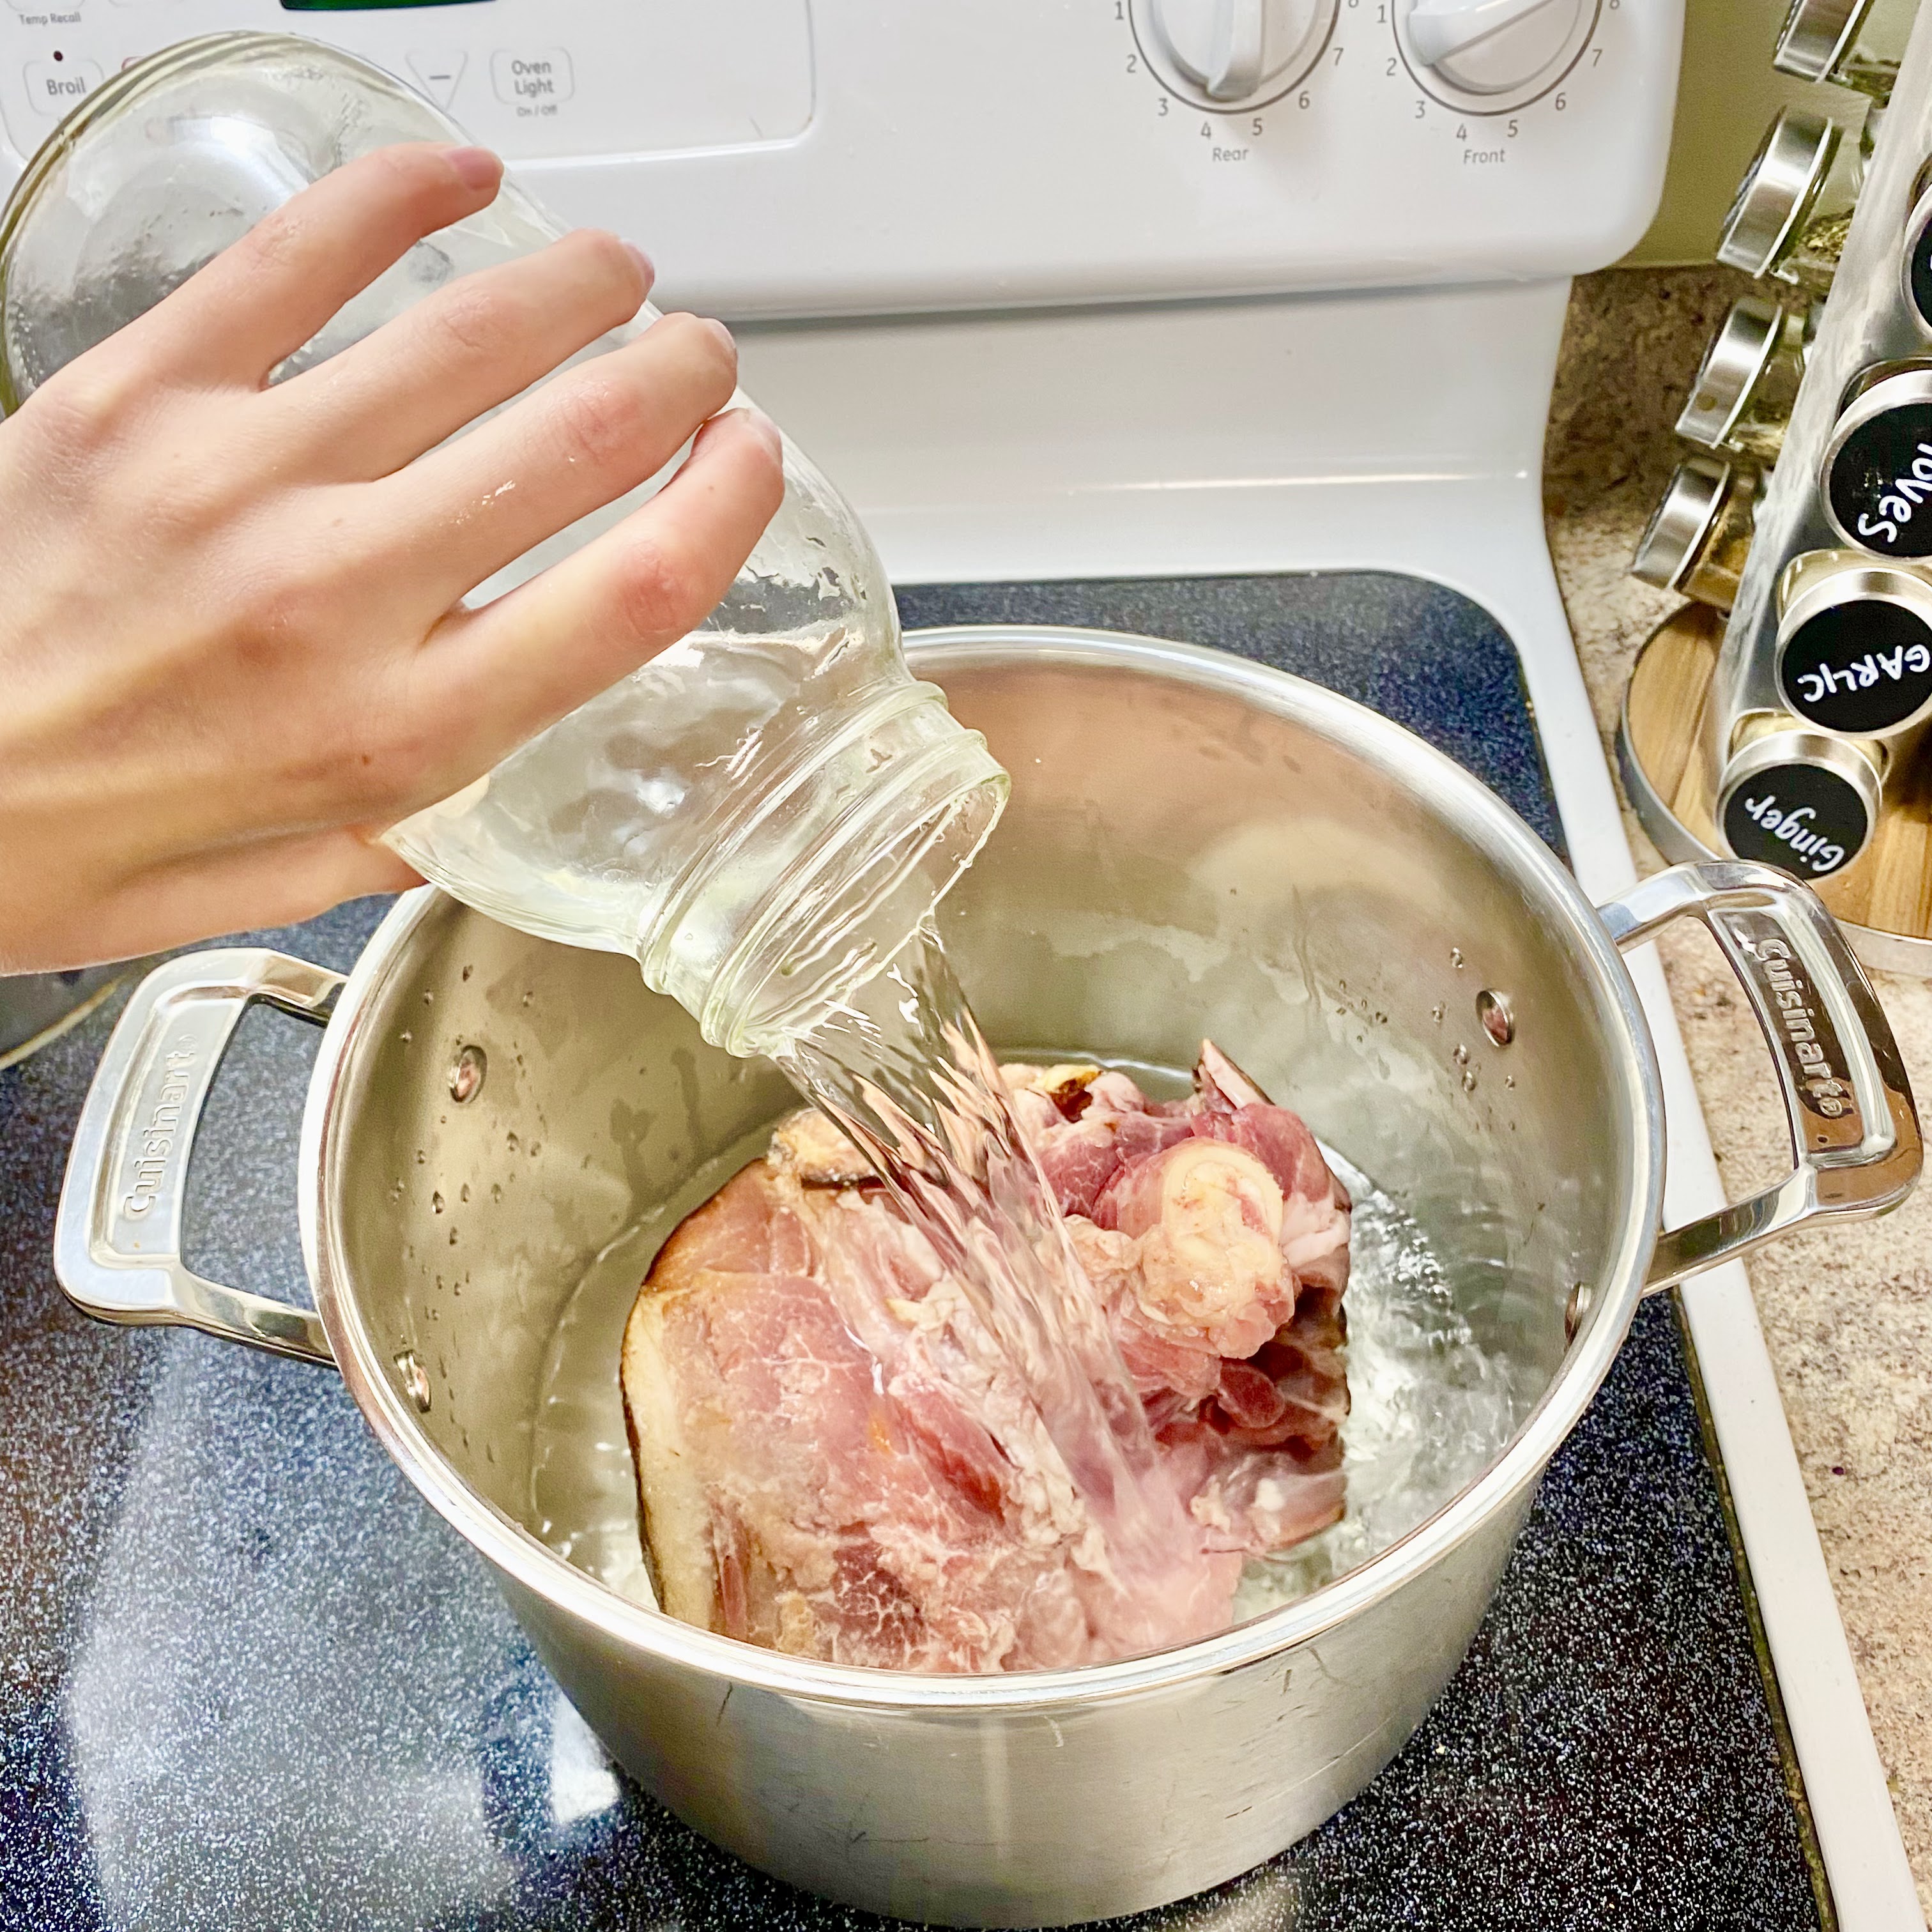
[1675,295,1812,464]
[1775,0,1913,102]
[1774,547,1932,737]
[1715,723,1882,882]
[1717,106,1860,294]
[1819,358,1932,562]
[1900,155,1932,335]
[0,33,1009,1059]
[1631,456,1759,611]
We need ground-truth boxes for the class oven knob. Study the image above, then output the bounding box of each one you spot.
[1137,0,1337,108]
[1397,0,1590,105]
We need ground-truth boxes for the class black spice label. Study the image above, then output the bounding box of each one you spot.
[1910,211,1932,334]
[1825,401,1932,558]
[1722,763,1868,879]
[1779,597,1932,733]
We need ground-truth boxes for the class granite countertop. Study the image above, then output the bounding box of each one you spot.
[1546,266,1932,1915]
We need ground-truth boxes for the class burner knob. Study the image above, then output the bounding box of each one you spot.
[1137,0,1335,107]
[1400,0,1588,99]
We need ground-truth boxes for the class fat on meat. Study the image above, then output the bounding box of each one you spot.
[623,1042,1351,1672]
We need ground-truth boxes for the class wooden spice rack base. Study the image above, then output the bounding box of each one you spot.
[1618,602,1932,976]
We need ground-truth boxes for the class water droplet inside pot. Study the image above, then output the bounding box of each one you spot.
[431,1192,444,1213]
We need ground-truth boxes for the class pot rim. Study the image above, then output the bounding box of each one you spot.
[300,626,1664,1712]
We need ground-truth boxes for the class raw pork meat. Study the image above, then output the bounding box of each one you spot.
[621,1044,1351,1672]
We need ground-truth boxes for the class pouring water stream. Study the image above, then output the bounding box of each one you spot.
[778,922,1222,1646]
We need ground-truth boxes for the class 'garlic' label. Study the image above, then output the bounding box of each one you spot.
[1777,600,1932,735]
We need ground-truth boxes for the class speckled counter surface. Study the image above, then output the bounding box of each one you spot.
[1546,264,1932,1918]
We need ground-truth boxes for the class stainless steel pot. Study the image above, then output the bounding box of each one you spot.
[54,629,1920,1928]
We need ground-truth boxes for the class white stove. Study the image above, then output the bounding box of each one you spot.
[0,0,1916,1922]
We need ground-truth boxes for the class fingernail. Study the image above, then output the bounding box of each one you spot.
[741,406,783,453]
[702,316,736,354]
[443,145,502,192]
[622,241,655,286]
[697,405,778,455]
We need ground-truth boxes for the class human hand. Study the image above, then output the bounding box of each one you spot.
[0,141,784,973]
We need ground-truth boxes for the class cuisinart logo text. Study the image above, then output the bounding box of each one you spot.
[121,1037,195,1220]
[1733,792,1847,875]
[1740,935,1854,1120]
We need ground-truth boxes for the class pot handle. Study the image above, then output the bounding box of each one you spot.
[1597,861,1920,1294]
[54,949,344,1365]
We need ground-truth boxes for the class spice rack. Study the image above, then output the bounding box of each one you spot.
[1622,0,1932,974]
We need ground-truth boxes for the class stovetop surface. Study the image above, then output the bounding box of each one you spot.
[0,573,1821,1932]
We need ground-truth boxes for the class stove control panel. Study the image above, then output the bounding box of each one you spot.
[0,0,1682,319]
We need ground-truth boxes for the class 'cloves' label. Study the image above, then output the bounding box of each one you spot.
[1825,402,1932,560]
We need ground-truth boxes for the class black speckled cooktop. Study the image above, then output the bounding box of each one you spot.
[0,572,1823,1932]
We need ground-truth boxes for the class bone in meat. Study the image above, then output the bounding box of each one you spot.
[622,1042,1351,1671]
